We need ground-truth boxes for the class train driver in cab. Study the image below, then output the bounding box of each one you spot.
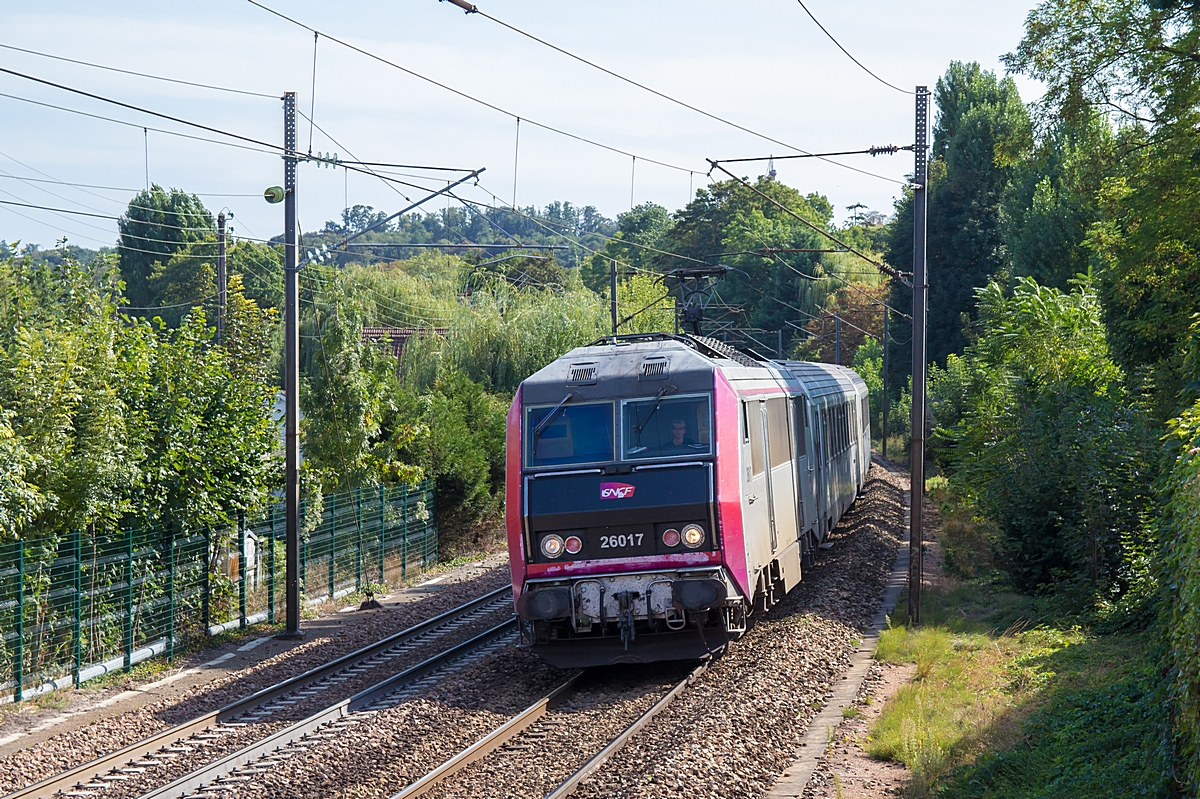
[661,418,693,454]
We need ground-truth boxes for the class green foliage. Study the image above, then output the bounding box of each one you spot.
[229,240,284,312]
[1001,112,1118,291]
[582,202,672,292]
[933,278,1156,596]
[852,336,884,435]
[617,272,674,334]
[298,266,421,494]
[397,372,507,529]
[940,671,1172,799]
[149,239,218,328]
[399,278,607,394]
[118,187,214,310]
[1161,338,1200,790]
[1007,0,1200,416]
[0,251,279,544]
[887,62,1030,390]
[663,177,858,338]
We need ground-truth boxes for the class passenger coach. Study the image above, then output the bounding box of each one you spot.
[506,333,869,667]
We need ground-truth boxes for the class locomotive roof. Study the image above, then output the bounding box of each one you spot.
[520,333,866,406]
[520,334,740,405]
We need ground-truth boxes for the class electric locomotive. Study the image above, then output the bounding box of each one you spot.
[506,333,869,667]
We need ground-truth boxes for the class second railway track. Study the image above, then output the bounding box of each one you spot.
[5,585,514,799]
[391,662,707,799]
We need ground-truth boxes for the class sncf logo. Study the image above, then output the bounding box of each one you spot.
[599,482,636,500]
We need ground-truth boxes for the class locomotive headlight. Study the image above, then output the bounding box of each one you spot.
[681,524,705,548]
[662,528,681,547]
[540,534,565,558]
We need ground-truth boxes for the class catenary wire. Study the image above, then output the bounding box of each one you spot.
[455,2,907,186]
[0,91,279,156]
[245,0,698,174]
[707,159,909,285]
[0,83,463,187]
[0,42,277,98]
[792,0,913,95]
[0,174,260,197]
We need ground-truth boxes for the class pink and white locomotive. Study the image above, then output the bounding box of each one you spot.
[506,333,870,667]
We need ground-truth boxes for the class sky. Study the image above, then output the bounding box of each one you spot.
[0,0,1044,251]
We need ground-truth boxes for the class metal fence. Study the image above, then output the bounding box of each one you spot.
[0,481,437,703]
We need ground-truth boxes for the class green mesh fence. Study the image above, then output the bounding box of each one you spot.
[0,481,436,703]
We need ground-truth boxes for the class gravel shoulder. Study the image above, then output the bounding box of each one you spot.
[0,553,509,793]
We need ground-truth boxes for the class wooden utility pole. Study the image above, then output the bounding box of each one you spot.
[909,86,930,625]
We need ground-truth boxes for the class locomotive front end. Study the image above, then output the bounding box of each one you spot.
[507,338,747,668]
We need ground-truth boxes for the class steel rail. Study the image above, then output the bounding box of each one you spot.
[543,663,708,799]
[4,584,512,799]
[139,619,517,799]
[390,672,584,799]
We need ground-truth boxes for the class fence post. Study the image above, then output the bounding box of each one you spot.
[72,529,82,687]
[202,526,211,635]
[401,484,409,581]
[13,545,23,702]
[166,528,176,662]
[355,487,363,591]
[268,504,276,625]
[299,496,307,596]
[123,526,133,672]
[378,485,386,584]
[427,482,438,568]
[238,511,247,627]
[328,494,336,602]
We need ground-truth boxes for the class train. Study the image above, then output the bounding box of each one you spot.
[505,332,870,668]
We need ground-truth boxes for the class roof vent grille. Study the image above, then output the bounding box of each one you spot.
[567,363,597,385]
[640,357,669,380]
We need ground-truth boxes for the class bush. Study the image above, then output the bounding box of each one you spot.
[936,278,1156,597]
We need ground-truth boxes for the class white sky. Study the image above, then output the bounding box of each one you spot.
[0,0,1043,250]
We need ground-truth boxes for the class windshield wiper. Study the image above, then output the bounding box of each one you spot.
[632,385,675,446]
[533,393,575,441]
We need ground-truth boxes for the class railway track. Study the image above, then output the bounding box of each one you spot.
[4,586,514,799]
[391,662,708,799]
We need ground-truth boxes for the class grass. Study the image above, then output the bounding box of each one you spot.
[867,576,1171,798]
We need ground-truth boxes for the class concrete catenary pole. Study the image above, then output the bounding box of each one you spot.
[834,314,841,365]
[909,86,930,625]
[217,212,226,344]
[882,307,889,459]
[610,259,618,338]
[281,91,303,639]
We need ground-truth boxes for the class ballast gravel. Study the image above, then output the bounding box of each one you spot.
[6,465,906,799]
[189,463,905,799]
[0,563,510,794]
[568,463,907,799]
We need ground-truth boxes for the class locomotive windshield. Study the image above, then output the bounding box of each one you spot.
[622,393,712,460]
[525,401,614,468]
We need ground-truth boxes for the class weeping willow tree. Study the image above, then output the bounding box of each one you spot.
[400,277,609,394]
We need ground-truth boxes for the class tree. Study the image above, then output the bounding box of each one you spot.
[118,187,214,310]
[299,267,421,494]
[1007,0,1200,415]
[583,203,672,292]
[661,178,851,342]
[1001,111,1118,291]
[149,240,218,328]
[886,62,1030,392]
[934,277,1154,593]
